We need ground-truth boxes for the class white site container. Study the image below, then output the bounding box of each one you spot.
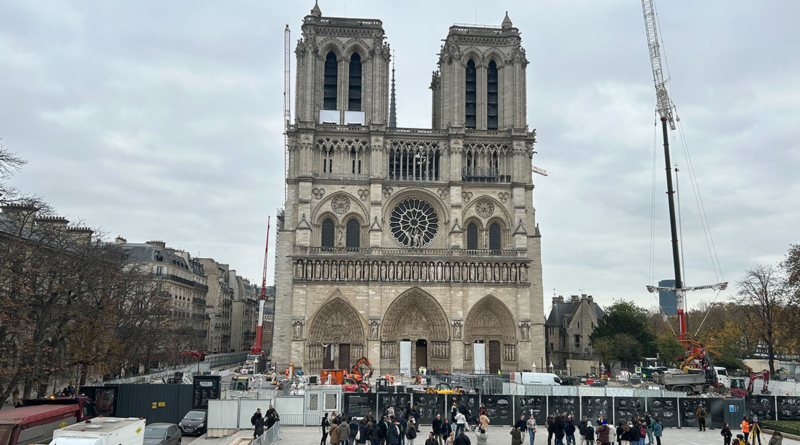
[50,417,146,445]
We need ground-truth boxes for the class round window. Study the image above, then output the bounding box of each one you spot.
[389,198,439,247]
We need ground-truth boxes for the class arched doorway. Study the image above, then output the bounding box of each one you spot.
[464,295,517,373]
[381,288,450,372]
[307,291,366,373]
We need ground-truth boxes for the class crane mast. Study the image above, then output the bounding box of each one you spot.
[641,0,727,343]
[284,25,291,200]
[251,216,271,355]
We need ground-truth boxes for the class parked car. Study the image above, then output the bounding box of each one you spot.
[144,424,182,445]
[179,410,207,436]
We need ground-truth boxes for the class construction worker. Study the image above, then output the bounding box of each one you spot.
[741,417,751,444]
[390,374,395,384]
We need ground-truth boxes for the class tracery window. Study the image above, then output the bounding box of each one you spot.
[489,223,501,250]
[388,141,440,181]
[465,59,477,129]
[389,199,439,248]
[324,52,338,110]
[466,223,478,250]
[321,218,335,247]
[348,53,362,111]
[487,60,498,130]
[346,219,360,248]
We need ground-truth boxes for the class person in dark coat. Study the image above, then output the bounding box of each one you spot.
[388,420,402,445]
[351,418,360,444]
[253,416,265,438]
[511,427,522,445]
[358,419,369,445]
[442,419,453,441]
[516,414,528,438]
[379,417,390,445]
[454,431,471,445]
[584,422,594,445]
[564,415,576,445]
[251,409,263,427]
[425,432,438,445]
[321,413,331,445]
[554,415,565,445]
[370,421,382,445]
[340,420,352,445]
[546,414,555,445]
[722,423,733,445]
[595,420,610,445]
[433,414,444,445]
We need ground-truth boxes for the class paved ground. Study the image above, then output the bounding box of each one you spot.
[191,426,800,445]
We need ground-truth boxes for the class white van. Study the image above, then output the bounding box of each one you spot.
[510,372,562,385]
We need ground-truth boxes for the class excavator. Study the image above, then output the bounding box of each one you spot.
[320,357,374,393]
[730,370,771,397]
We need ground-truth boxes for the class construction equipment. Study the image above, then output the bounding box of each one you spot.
[350,356,374,386]
[425,382,464,395]
[730,370,771,397]
[250,216,271,357]
[230,376,250,391]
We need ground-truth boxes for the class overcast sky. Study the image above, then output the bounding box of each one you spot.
[2,0,798,316]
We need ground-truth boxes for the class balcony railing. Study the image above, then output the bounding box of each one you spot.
[166,274,209,292]
[192,297,207,306]
[461,167,511,183]
[293,245,527,258]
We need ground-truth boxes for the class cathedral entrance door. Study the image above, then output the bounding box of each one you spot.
[323,344,335,369]
[488,340,501,374]
[399,341,412,374]
[338,344,350,370]
[415,339,428,369]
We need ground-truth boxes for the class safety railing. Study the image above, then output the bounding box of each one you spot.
[252,421,281,445]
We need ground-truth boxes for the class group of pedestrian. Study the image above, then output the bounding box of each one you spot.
[250,406,281,438]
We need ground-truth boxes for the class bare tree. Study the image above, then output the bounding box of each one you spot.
[0,137,26,200]
[735,264,789,375]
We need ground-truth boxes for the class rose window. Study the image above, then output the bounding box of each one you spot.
[389,198,439,247]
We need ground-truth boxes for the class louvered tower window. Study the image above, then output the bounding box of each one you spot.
[465,59,476,129]
[324,52,338,110]
[321,218,335,247]
[348,53,362,111]
[489,223,501,250]
[346,219,360,248]
[466,223,478,249]
[487,60,498,130]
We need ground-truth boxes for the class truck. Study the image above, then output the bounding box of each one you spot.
[652,372,711,394]
[509,372,563,386]
[0,397,94,445]
[50,417,145,445]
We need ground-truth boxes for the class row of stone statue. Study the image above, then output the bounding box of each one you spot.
[293,258,530,283]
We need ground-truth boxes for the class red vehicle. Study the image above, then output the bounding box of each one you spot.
[0,397,94,445]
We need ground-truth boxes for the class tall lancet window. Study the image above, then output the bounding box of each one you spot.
[324,52,338,110]
[348,53,362,111]
[465,59,477,129]
[487,60,498,130]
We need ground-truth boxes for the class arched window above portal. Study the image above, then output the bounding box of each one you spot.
[346,218,360,248]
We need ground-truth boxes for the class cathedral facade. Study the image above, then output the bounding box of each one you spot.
[273,3,545,375]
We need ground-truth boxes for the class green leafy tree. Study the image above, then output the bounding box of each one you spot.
[593,333,642,372]
[654,335,685,366]
[591,301,656,354]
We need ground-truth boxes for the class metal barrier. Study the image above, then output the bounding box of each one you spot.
[253,421,281,445]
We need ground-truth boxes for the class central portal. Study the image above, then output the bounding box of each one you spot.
[415,339,428,369]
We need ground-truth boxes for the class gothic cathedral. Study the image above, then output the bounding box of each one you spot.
[273,3,545,375]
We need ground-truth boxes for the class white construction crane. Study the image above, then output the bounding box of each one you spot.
[284,24,291,200]
[641,0,676,131]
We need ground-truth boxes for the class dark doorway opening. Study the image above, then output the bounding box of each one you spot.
[488,340,501,374]
[322,344,334,369]
[415,339,428,369]
[338,343,350,370]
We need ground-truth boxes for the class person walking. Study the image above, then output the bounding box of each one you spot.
[636,420,647,445]
[741,417,751,445]
[526,414,537,445]
[340,419,352,445]
[565,415,576,445]
[426,432,439,445]
[516,415,527,444]
[359,419,369,445]
[546,414,555,445]
[406,419,418,445]
[618,421,631,445]
[768,431,783,445]
[443,419,453,443]
[433,414,444,445]
[253,415,265,438]
[332,420,342,445]
[454,430,471,445]
[455,410,467,436]
[579,417,588,445]
[380,417,390,445]
[722,423,732,445]
[511,426,522,445]
[643,413,654,445]
[321,413,331,445]
[697,404,708,432]
[480,412,490,431]
[554,414,565,445]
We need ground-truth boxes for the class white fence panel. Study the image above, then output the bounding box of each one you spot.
[239,399,273,429]
[551,386,578,396]
[577,386,606,397]
[275,396,305,425]
[208,399,239,429]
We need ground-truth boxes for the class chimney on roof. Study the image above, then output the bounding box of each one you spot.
[571,295,579,303]
[115,236,127,245]
[552,295,564,304]
[67,227,93,244]
[35,216,69,232]
[587,295,594,304]
[1,203,39,232]
[146,240,166,249]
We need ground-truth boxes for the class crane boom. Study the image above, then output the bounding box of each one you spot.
[641,0,676,130]
[251,216,271,355]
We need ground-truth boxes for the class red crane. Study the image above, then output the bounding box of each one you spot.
[251,216,270,356]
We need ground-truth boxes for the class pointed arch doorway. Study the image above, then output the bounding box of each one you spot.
[381,287,450,372]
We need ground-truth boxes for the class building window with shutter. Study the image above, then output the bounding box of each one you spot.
[465,59,476,129]
[323,52,338,110]
[348,53,362,111]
